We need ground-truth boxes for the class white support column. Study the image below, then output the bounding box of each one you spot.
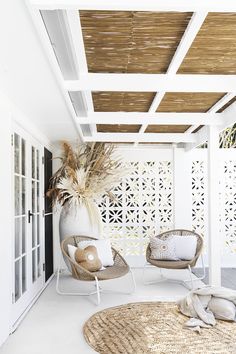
[208,125,221,286]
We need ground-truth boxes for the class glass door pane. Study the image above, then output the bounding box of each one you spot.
[13,133,27,303]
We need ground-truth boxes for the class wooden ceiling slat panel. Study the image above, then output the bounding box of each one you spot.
[80,11,192,73]
[178,13,236,74]
[156,92,225,112]
[97,124,141,133]
[92,92,155,112]
[145,125,190,133]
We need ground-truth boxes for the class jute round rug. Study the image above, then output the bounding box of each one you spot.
[83,302,236,354]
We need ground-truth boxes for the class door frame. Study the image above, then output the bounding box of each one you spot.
[11,123,45,327]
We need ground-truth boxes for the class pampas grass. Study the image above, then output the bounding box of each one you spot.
[47,142,126,210]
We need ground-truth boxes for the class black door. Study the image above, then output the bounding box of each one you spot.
[44,148,54,282]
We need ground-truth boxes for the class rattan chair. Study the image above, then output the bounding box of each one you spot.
[143,229,205,289]
[56,235,136,304]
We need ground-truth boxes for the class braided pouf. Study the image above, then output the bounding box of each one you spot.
[83,302,236,354]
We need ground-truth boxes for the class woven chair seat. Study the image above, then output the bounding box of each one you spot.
[61,235,130,282]
[148,258,196,269]
[91,265,129,280]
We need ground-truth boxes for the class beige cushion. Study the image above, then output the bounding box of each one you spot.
[75,245,102,272]
[208,297,236,321]
[150,237,179,261]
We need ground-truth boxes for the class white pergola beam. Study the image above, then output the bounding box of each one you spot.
[138,11,207,137]
[185,92,236,134]
[185,125,209,151]
[65,75,236,92]
[77,112,222,126]
[167,12,207,75]
[185,95,236,149]
[84,133,196,143]
[30,0,236,12]
[219,100,236,131]
[66,10,96,135]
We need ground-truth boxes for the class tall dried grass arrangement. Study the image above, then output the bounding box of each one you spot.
[47,142,125,219]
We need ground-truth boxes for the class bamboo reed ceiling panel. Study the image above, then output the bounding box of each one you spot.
[157,93,225,112]
[92,92,155,112]
[179,13,236,74]
[217,96,236,112]
[80,11,192,73]
[145,125,190,133]
[97,124,141,133]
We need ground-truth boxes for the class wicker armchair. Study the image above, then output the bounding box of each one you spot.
[144,229,205,289]
[56,235,136,304]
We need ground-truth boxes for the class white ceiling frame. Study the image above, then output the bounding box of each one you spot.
[137,11,208,142]
[185,125,209,151]
[66,10,96,136]
[218,100,236,132]
[25,0,84,142]
[185,99,236,151]
[30,0,236,12]
[77,112,222,126]
[184,92,236,134]
[65,75,236,92]
[27,0,236,146]
[84,133,197,143]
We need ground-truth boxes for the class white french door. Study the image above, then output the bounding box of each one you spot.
[12,125,44,325]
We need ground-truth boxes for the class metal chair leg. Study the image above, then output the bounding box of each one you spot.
[143,262,165,285]
[56,255,97,297]
[188,265,194,290]
[143,259,206,290]
[95,277,101,305]
[56,255,135,303]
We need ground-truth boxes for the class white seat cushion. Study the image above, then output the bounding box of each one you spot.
[172,235,197,261]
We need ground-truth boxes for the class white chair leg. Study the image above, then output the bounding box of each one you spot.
[188,265,194,290]
[197,255,206,281]
[95,277,101,305]
[56,255,97,297]
[129,268,136,294]
[143,262,167,285]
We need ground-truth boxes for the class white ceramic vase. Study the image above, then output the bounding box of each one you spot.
[59,201,102,243]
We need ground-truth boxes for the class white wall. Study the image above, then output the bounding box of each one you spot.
[0,0,78,143]
[0,92,13,346]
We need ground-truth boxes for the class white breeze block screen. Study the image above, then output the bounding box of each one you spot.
[98,148,236,266]
[220,160,236,253]
[190,153,236,265]
[99,160,173,257]
[191,160,207,237]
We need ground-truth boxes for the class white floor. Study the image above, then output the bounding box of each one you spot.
[0,268,203,354]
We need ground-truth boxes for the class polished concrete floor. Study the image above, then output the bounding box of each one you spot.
[0,268,201,354]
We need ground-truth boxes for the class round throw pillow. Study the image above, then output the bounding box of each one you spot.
[75,245,102,272]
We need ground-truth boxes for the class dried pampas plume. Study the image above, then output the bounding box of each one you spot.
[47,142,127,211]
